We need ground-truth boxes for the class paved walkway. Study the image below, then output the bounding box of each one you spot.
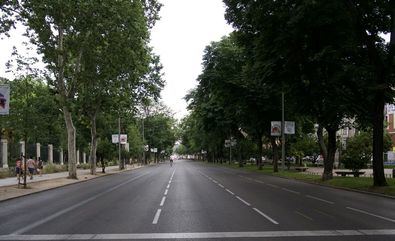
[0,164,142,202]
[306,167,394,178]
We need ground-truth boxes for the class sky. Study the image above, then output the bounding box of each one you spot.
[0,0,233,120]
[150,0,233,119]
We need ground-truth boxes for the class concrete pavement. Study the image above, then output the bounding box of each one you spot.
[0,164,142,202]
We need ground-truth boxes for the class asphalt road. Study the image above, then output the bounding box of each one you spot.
[0,160,394,240]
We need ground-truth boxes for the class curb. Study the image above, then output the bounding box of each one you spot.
[0,165,144,203]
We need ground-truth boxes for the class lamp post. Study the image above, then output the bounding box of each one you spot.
[281,92,285,171]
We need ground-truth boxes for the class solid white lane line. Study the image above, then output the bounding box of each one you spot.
[347,207,395,223]
[236,196,251,206]
[3,230,395,240]
[0,229,395,240]
[164,189,168,195]
[152,209,162,224]
[295,211,313,221]
[226,189,235,195]
[218,184,224,188]
[282,188,300,195]
[266,183,279,188]
[160,196,166,206]
[255,180,265,184]
[11,173,148,235]
[306,195,334,205]
[253,208,279,225]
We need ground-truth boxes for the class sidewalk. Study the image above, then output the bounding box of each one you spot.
[0,164,142,202]
[306,167,394,178]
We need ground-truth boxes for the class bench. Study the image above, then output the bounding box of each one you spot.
[335,171,365,177]
[294,167,308,172]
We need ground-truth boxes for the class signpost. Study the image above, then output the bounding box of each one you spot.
[271,119,295,170]
[112,134,127,144]
[0,85,10,115]
[225,138,237,164]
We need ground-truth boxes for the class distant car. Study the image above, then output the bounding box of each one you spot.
[315,155,324,166]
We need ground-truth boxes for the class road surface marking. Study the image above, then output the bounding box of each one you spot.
[164,189,168,195]
[218,184,224,188]
[212,180,218,184]
[266,183,279,188]
[236,196,251,206]
[255,180,265,184]
[225,189,234,195]
[166,184,170,189]
[281,188,300,195]
[306,195,334,204]
[11,173,148,235]
[152,209,162,224]
[168,180,171,184]
[252,208,279,225]
[2,230,395,239]
[160,197,166,206]
[347,207,395,223]
[295,211,313,221]
[314,209,335,219]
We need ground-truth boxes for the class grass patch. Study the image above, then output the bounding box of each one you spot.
[205,161,395,197]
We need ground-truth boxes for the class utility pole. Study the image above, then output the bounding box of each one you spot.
[118,115,122,170]
[142,117,145,165]
[229,143,232,165]
[281,92,285,170]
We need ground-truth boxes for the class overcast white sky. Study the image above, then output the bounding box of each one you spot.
[150,0,233,119]
[0,0,233,120]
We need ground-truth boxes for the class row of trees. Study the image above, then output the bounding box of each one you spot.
[180,0,394,186]
[0,0,176,178]
[0,75,177,172]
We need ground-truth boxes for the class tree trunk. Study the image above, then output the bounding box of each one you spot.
[257,135,263,169]
[64,106,77,179]
[322,127,336,181]
[372,93,387,186]
[317,124,327,161]
[370,2,395,186]
[271,137,279,172]
[89,112,98,175]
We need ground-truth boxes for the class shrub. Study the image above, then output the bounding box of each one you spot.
[342,131,392,171]
[0,168,12,178]
[77,163,90,169]
[43,164,67,174]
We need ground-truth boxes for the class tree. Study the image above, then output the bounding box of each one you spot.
[0,76,63,146]
[223,0,369,180]
[74,1,162,174]
[343,0,394,186]
[343,131,392,172]
[7,0,163,178]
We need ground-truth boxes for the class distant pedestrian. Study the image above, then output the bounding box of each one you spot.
[26,156,36,180]
[15,157,22,181]
[36,157,43,176]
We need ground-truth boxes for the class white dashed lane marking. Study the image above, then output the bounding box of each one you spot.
[346,207,395,223]
[253,208,279,225]
[152,209,162,224]
[236,196,251,206]
[306,195,334,205]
